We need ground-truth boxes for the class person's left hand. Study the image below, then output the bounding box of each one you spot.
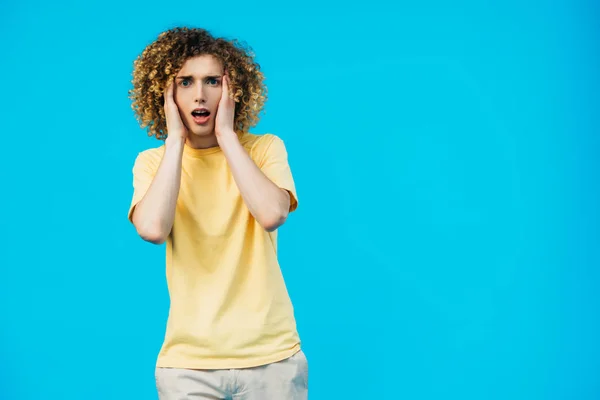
[215,72,236,139]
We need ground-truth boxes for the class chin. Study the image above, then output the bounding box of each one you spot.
[190,126,215,137]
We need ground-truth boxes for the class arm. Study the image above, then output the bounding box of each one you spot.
[219,133,291,232]
[131,139,185,244]
[130,81,189,244]
[215,73,293,232]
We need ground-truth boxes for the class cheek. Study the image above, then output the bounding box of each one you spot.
[174,88,192,106]
[212,86,224,104]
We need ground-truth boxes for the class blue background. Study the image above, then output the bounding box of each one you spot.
[1,0,599,399]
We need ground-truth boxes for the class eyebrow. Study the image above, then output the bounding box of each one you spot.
[176,75,222,80]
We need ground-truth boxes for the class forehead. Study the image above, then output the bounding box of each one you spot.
[177,54,223,76]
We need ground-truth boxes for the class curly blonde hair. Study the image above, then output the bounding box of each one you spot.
[129,27,267,140]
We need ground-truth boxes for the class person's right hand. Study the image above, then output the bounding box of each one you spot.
[164,80,188,143]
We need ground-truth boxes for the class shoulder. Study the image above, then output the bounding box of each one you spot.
[242,133,287,162]
[241,132,280,149]
[133,144,165,169]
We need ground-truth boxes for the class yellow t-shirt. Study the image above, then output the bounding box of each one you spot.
[128,133,301,369]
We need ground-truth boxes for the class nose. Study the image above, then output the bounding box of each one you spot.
[194,82,206,103]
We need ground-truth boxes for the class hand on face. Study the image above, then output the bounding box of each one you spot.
[164,80,189,142]
[215,72,236,139]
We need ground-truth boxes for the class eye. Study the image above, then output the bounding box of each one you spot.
[207,78,219,86]
[180,79,192,87]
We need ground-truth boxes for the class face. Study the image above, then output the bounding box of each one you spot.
[173,54,224,140]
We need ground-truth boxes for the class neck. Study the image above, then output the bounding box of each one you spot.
[186,133,219,149]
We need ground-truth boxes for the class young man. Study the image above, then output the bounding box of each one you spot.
[127,27,307,399]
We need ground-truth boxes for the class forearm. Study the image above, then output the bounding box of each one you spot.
[132,138,185,244]
[219,133,290,231]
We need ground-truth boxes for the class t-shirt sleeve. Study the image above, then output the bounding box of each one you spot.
[128,151,157,223]
[259,135,299,213]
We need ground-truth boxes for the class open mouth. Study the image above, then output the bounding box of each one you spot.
[191,108,211,124]
[192,109,210,118]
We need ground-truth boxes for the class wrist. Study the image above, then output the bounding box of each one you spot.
[216,129,239,146]
[165,136,186,151]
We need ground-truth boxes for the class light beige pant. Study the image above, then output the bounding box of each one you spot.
[155,350,309,400]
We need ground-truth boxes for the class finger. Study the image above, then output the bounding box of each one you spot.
[164,81,183,127]
[222,74,229,97]
[169,79,176,100]
[168,80,177,105]
[164,81,172,109]
[169,82,182,113]
[224,75,235,104]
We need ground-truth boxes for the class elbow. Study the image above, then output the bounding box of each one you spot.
[260,189,291,232]
[131,205,169,244]
[140,231,167,245]
[260,209,289,232]
[135,221,168,245]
